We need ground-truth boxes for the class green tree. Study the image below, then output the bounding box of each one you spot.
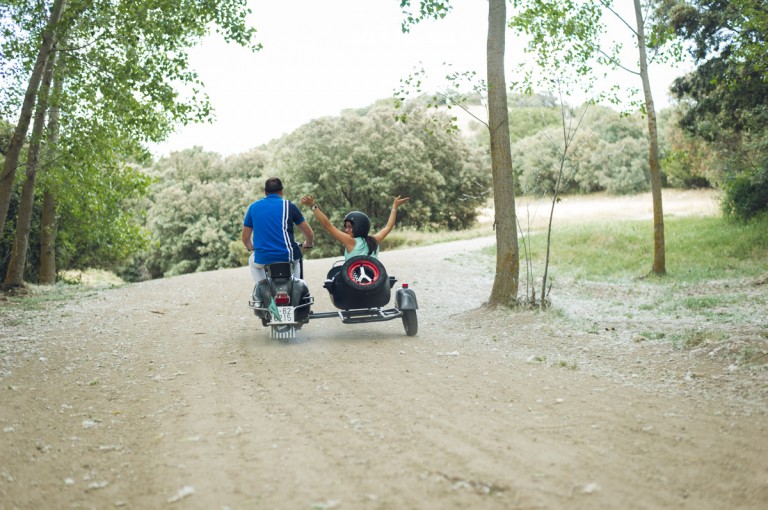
[0,0,66,236]
[658,105,715,189]
[142,148,264,278]
[508,96,564,143]
[224,149,272,181]
[38,70,64,285]
[512,106,653,195]
[400,0,520,307]
[145,179,251,277]
[511,0,679,275]
[660,0,768,219]
[54,161,152,272]
[3,42,57,286]
[1,0,258,285]
[273,103,488,258]
[584,108,651,194]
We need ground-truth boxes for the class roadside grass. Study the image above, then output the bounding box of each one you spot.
[491,214,768,282]
[667,329,731,350]
[382,223,495,251]
[0,269,122,324]
[475,213,768,355]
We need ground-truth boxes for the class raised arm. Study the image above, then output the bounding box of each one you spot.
[299,195,356,252]
[297,220,314,248]
[373,195,410,243]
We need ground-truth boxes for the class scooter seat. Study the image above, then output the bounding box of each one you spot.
[265,262,293,279]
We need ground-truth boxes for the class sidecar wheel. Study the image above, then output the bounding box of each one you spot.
[341,256,387,291]
[402,309,418,336]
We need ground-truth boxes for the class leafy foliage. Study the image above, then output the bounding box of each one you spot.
[721,167,768,222]
[661,0,768,218]
[0,0,47,120]
[140,147,267,278]
[54,163,152,271]
[273,102,490,258]
[399,0,452,32]
[0,155,152,281]
[658,105,717,188]
[510,0,605,80]
[508,96,564,142]
[0,0,259,284]
[512,106,652,195]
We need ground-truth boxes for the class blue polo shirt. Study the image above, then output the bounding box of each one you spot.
[243,194,306,265]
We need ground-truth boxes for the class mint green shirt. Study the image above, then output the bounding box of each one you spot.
[344,237,379,260]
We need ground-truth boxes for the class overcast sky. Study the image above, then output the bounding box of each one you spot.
[151,0,688,158]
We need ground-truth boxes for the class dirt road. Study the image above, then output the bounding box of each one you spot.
[1,190,767,509]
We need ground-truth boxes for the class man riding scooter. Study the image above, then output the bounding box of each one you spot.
[241,177,314,283]
[242,178,314,335]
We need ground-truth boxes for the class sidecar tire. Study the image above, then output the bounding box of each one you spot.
[402,309,418,336]
[340,256,387,291]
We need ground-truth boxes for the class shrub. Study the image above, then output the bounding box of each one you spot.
[722,167,768,221]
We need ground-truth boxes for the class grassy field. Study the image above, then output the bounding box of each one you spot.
[487,213,768,361]
[511,214,768,282]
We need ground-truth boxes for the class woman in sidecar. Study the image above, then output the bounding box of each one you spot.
[299,194,409,310]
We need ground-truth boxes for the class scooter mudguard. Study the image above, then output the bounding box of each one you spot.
[395,287,418,310]
[290,277,312,322]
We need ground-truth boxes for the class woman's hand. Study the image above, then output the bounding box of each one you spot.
[300,195,315,207]
[392,195,410,210]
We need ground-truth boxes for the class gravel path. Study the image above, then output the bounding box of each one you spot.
[1,190,767,509]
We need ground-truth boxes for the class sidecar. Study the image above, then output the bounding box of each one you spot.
[310,256,419,336]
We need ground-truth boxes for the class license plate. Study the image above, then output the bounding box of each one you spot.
[272,306,294,324]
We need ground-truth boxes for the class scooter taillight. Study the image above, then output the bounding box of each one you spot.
[275,291,290,306]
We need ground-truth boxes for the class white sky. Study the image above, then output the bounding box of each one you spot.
[151,0,689,158]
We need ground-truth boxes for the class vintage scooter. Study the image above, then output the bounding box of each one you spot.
[249,262,313,339]
[249,255,418,339]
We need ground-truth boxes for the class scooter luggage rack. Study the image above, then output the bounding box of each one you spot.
[310,307,403,324]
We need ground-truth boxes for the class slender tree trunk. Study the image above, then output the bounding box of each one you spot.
[486,0,519,307]
[633,0,666,275]
[39,191,58,283]
[4,50,57,287]
[0,0,66,235]
[39,74,63,285]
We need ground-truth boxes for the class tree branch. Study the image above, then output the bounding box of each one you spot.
[599,49,640,76]
[597,0,639,38]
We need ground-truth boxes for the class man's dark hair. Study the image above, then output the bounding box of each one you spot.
[264,177,283,194]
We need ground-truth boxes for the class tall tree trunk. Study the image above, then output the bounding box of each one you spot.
[3,50,57,287]
[39,191,58,284]
[39,74,63,285]
[0,0,66,236]
[486,0,520,307]
[633,0,666,275]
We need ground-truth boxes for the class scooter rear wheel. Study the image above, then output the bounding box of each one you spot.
[270,325,296,340]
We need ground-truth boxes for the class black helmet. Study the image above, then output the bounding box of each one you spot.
[343,211,371,237]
